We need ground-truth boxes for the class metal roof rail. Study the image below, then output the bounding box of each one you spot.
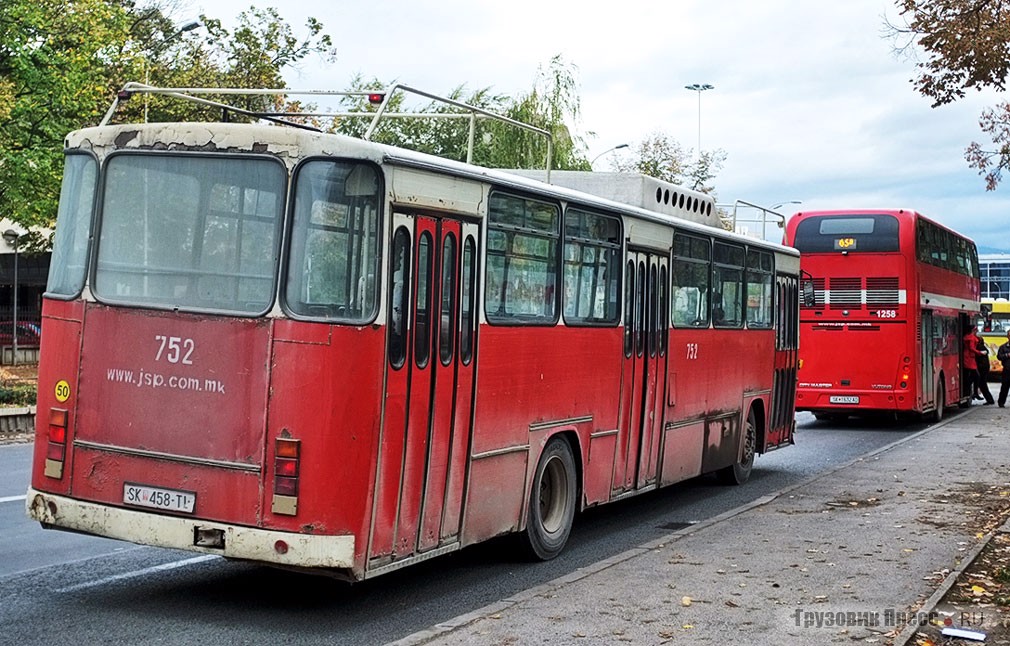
[100,82,554,177]
[718,199,791,240]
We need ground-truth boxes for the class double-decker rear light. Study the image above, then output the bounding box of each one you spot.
[272,437,300,516]
[45,408,68,479]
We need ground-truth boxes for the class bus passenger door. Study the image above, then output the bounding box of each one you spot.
[921,310,937,409]
[371,214,477,563]
[614,250,669,492]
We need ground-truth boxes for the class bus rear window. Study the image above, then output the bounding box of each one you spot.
[94,153,286,315]
[791,214,899,253]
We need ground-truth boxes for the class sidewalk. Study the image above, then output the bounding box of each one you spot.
[394,406,1010,646]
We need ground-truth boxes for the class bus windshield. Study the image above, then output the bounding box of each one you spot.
[93,153,286,315]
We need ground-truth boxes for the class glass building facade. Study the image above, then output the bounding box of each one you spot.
[980,254,1010,300]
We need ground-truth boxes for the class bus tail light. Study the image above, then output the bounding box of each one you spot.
[45,408,68,479]
[272,438,300,516]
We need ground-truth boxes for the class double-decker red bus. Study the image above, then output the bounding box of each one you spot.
[26,84,799,580]
[784,209,980,422]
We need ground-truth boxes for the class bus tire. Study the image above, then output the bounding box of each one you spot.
[718,408,757,486]
[521,436,577,561]
[930,378,944,423]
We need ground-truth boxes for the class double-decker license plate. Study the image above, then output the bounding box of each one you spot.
[123,483,196,513]
[829,395,860,404]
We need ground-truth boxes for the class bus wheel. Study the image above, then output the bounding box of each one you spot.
[718,408,757,486]
[522,436,577,561]
[930,379,944,423]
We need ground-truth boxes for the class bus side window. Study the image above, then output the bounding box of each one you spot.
[388,227,411,369]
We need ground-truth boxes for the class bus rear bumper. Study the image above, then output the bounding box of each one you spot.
[795,389,903,413]
[25,488,355,569]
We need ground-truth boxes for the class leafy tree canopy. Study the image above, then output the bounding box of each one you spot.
[333,56,591,171]
[0,0,333,248]
[893,0,1010,189]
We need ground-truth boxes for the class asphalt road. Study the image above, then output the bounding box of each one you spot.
[0,412,937,645]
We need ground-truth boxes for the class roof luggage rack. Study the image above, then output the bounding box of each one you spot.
[101,82,554,175]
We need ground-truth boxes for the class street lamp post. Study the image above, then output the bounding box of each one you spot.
[590,143,629,169]
[145,20,201,122]
[684,83,714,155]
[3,230,19,366]
[768,200,802,240]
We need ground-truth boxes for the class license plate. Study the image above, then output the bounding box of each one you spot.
[123,483,196,514]
[829,395,860,404]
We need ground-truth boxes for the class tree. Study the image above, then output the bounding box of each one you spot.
[0,1,334,248]
[612,132,726,193]
[893,0,1010,189]
[331,56,590,171]
[0,0,132,241]
[114,6,334,124]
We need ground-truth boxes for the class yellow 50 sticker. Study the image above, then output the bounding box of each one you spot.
[55,380,71,402]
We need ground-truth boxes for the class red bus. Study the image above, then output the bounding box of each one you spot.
[784,209,980,422]
[26,84,799,580]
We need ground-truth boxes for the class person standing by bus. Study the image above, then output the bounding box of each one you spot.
[975,335,995,404]
[964,327,983,402]
[997,330,1010,407]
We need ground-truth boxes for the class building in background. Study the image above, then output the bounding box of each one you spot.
[980,253,1010,301]
[0,218,51,363]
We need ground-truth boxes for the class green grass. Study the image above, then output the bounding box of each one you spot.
[0,382,36,407]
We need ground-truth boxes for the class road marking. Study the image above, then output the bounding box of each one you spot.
[56,554,218,592]
[0,494,26,504]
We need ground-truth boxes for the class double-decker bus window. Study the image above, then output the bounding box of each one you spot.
[792,214,899,253]
[415,231,433,368]
[388,227,411,370]
[286,161,381,322]
[672,234,710,328]
[563,209,621,325]
[95,153,285,314]
[460,236,476,365]
[917,217,980,278]
[439,233,457,365]
[746,249,774,329]
[713,242,745,328]
[486,192,559,324]
[48,154,97,297]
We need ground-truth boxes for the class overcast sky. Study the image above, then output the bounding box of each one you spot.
[190,0,1010,250]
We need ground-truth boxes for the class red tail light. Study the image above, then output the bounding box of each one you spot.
[45,408,68,479]
[272,438,300,515]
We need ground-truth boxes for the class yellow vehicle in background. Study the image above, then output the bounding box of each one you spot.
[979,300,1010,376]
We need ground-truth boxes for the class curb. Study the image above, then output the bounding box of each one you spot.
[387,409,973,646]
[0,405,35,435]
[892,516,1010,646]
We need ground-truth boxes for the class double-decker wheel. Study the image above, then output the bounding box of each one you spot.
[522,436,577,561]
[930,378,944,423]
[718,408,757,486]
